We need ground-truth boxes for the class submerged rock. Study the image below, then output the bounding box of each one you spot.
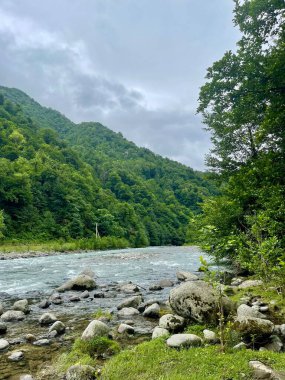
[166,334,202,348]
[81,320,110,340]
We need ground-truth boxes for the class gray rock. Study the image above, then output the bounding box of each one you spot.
[33,339,50,346]
[117,296,143,310]
[49,293,63,304]
[49,321,65,334]
[48,330,58,338]
[39,312,57,325]
[169,280,233,323]
[118,323,135,334]
[149,284,163,291]
[159,314,185,332]
[249,360,276,379]
[57,274,96,292]
[0,322,7,334]
[38,299,50,309]
[231,277,244,286]
[25,334,36,343]
[279,324,285,337]
[176,271,199,282]
[233,342,247,350]
[234,317,274,339]
[69,295,80,302]
[80,269,96,278]
[166,334,202,348]
[1,310,25,322]
[0,338,9,350]
[203,329,219,344]
[93,292,105,298]
[238,280,263,289]
[264,335,283,352]
[152,326,169,339]
[8,350,24,361]
[157,279,174,288]
[13,299,30,314]
[117,307,140,317]
[260,306,269,313]
[237,304,266,319]
[143,303,160,318]
[0,302,3,316]
[66,364,96,380]
[81,290,90,298]
[81,320,110,340]
[20,375,34,380]
[119,283,140,293]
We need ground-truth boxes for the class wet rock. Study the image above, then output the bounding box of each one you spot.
[159,314,185,332]
[25,334,36,343]
[143,303,160,318]
[238,280,263,289]
[81,290,90,298]
[0,322,7,334]
[57,274,96,292]
[48,330,58,338]
[38,299,50,309]
[39,312,57,325]
[117,307,140,317]
[69,295,80,302]
[0,338,9,350]
[13,299,30,314]
[49,293,63,304]
[237,304,266,319]
[166,334,202,348]
[117,295,143,310]
[152,327,169,339]
[8,350,24,361]
[157,279,174,288]
[176,271,199,282]
[93,292,105,298]
[49,320,66,334]
[203,329,219,344]
[138,299,161,312]
[234,317,274,339]
[169,280,233,323]
[1,310,25,322]
[81,320,110,340]
[249,360,276,379]
[118,323,135,334]
[0,302,3,315]
[33,339,50,346]
[119,282,140,293]
[149,284,163,291]
[66,364,96,380]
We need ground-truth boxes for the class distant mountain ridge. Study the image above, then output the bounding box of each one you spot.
[0,85,215,246]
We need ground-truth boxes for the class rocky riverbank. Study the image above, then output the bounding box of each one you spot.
[1,263,285,380]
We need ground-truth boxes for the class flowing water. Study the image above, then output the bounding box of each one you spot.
[0,246,205,379]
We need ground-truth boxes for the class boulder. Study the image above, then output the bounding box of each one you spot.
[249,360,276,379]
[0,339,9,350]
[33,339,50,346]
[117,307,139,317]
[143,303,160,318]
[152,327,169,339]
[57,274,96,292]
[119,283,140,293]
[13,299,30,314]
[159,314,185,332]
[66,364,96,380]
[203,329,219,344]
[149,284,163,291]
[1,310,25,322]
[157,279,174,288]
[264,335,283,352]
[166,334,202,348]
[237,304,266,319]
[117,296,143,310]
[169,280,233,323]
[8,351,24,361]
[238,280,263,289]
[81,320,110,340]
[49,321,66,334]
[234,317,274,339]
[176,271,199,282]
[0,322,7,334]
[39,312,57,325]
[118,323,135,334]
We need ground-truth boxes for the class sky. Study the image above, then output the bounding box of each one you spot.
[0,0,240,170]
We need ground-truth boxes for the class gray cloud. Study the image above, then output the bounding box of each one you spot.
[0,1,239,170]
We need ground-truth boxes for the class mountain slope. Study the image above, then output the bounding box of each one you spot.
[0,86,216,246]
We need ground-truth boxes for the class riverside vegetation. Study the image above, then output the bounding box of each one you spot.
[0,0,285,379]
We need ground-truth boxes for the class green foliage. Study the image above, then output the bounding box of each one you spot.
[192,0,285,278]
[101,339,285,380]
[73,337,120,357]
[92,308,113,321]
[0,87,215,247]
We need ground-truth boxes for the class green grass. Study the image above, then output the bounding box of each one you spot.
[0,236,130,254]
[92,309,113,321]
[101,339,285,380]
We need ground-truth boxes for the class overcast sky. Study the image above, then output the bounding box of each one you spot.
[0,0,239,170]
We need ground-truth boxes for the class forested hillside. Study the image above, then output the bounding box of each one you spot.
[0,88,215,246]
